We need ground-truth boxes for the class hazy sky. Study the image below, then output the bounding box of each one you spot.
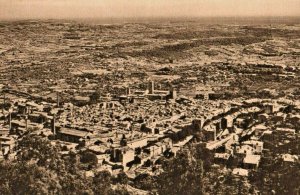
[0,0,299,20]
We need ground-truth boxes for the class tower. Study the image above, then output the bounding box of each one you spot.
[51,115,56,135]
[8,108,12,132]
[169,86,177,99]
[25,115,28,131]
[192,119,202,131]
[56,91,60,107]
[148,81,154,94]
[126,87,131,96]
[2,92,5,113]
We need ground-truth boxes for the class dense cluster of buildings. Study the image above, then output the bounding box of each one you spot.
[1,79,299,180]
[205,99,300,176]
[0,81,193,177]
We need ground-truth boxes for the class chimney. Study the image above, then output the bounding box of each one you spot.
[51,115,56,135]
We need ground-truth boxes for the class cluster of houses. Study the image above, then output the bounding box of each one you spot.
[0,82,191,176]
[1,83,299,179]
[202,99,300,176]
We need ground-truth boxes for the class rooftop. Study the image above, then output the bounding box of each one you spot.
[243,154,261,165]
[59,128,90,137]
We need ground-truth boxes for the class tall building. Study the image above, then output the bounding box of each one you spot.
[51,115,56,135]
[169,86,177,99]
[148,81,154,94]
[56,92,60,107]
[126,87,131,96]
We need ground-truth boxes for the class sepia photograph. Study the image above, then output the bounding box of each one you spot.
[0,0,299,194]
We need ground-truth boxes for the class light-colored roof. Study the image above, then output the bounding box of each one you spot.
[214,153,231,160]
[88,145,109,153]
[237,145,255,155]
[254,124,268,130]
[74,96,90,101]
[173,135,193,147]
[243,140,263,147]
[282,154,298,162]
[243,155,261,164]
[59,128,89,137]
[276,128,295,133]
[263,130,273,135]
[232,168,249,176]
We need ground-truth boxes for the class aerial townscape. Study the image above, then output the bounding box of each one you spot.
[0,13,300,195]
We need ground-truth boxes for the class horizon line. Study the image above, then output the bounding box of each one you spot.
[1,15,300,22]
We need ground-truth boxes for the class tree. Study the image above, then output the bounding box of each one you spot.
[1,134,136,195]
[133,174,158,191]
[17,134,62,172]
[192,144,214,171]
[92,171,112,195]
[89,91,101,104]
[249,160,300,195]
[62,151,80,175]
[59,173,93,195]
[112,171,129,185]
[223,172,250,194]
[157,151,204,195]
[0,162,60,195]
[110,185,130,195]
[80,150,98,168]
[203,169,252,195]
